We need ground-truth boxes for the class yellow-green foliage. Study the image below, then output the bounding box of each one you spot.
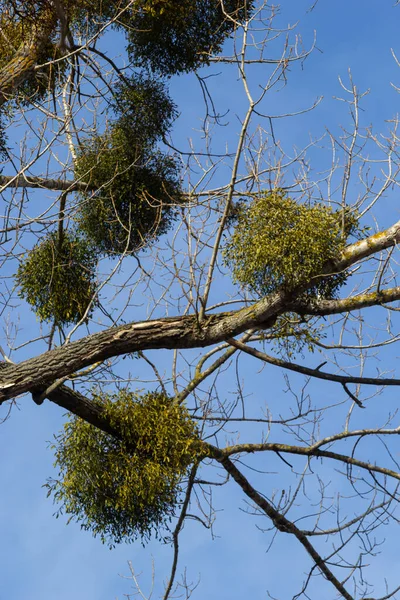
[223,191,355,298]
[48,390,202,546]
[16,231,97,325]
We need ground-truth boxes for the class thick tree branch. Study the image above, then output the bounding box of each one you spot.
[0,292,398,406]
[292,286,400,316]
[335,221,400,269]
[0,311,281,403]
[2,224,400,406]
[0,9,57,105]
[36,383,121,438]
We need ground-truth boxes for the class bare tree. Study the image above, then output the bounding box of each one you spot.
[2,2,400,599]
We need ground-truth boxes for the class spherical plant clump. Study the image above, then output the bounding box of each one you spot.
[75,125,183,256]
[223,191,357,299]
[16,230,98,325]
[47,390,203,547]
[109,74,177,146]
[126,0,255,76]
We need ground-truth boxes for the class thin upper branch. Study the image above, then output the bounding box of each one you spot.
[221,441,400,482]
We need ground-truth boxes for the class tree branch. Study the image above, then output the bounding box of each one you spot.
[0,174,91,192]
[292,286,400,316]
[2,223,400,407]
[227,337,400,389]
[0,9,57,105]
[35,383,121,438]
[214,452,355,600]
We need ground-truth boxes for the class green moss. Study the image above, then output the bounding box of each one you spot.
[16,230,98,325]
[47,390,202,546]
[223,191,357,299]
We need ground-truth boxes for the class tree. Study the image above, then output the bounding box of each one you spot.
[2,1,400,598]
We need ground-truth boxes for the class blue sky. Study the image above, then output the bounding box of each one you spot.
[2,1,400,599]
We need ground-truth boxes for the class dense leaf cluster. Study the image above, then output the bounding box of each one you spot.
[126,0,254,75]
[16,74,183,319]
[75,135,182,255]
[54,0,254,75]
[74,75,182,255]
[109,75,178,144]
[1,0,255,105]
[16,231,97,325]
[48,390,202,546]
[223,191,356,299]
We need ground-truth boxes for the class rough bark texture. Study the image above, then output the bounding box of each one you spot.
[0,309,281,402]
[0,10,57,105]
[43,384,120,437]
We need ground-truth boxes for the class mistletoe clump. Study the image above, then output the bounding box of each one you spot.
[74,74,183,255]
[75,129,182,255]
[61,0,254,76]
[126,0,254,75]
[16,231,97,325]
[48,390,203,547]
[223,191,357,299]
[109,74,178,145]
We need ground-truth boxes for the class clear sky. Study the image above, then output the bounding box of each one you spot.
[2,2,400,599]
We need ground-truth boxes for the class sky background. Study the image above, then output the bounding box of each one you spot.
[2,1,400,599]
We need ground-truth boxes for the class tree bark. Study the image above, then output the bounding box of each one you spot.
[0,9,57,105]
[0,174,90,192]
